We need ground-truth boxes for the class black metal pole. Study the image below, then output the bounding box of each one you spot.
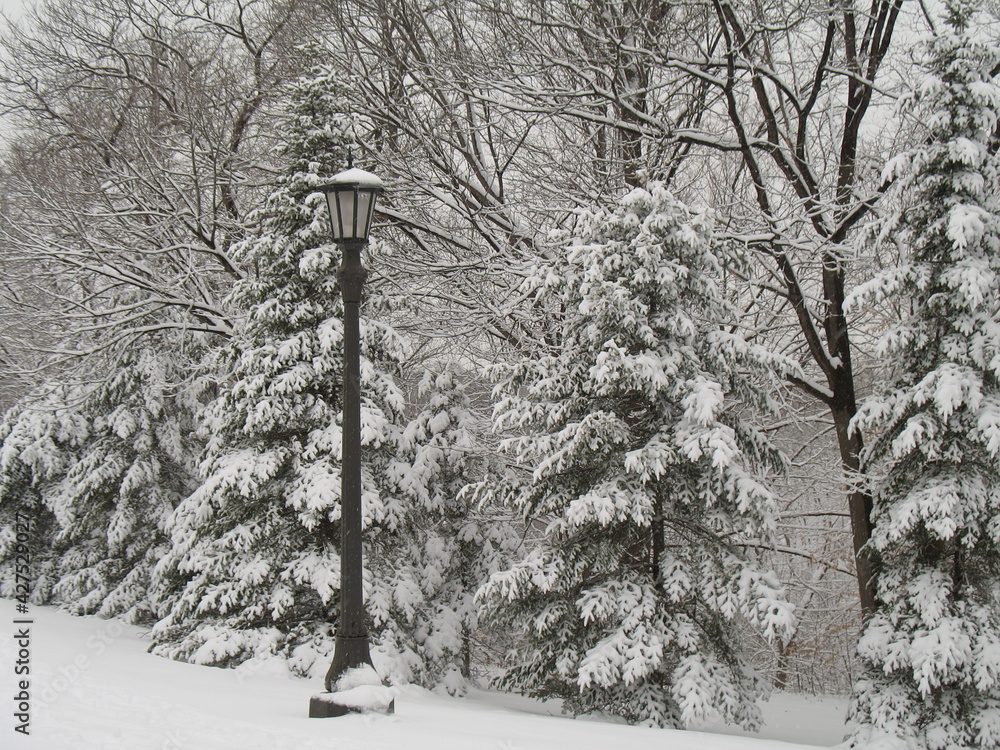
[328,239,372,686]
[309,240,373,717]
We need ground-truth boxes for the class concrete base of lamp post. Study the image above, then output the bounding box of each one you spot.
[308,693,395,718]
[308,661,395,719]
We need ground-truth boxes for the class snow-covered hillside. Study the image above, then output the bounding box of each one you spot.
[0,598,849,749]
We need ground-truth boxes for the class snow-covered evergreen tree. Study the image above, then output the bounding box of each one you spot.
[148,65,412,670]
[373,366,519,691]
[476,184,796,728]
[48,349,204,622]
[848,5,1000,748]
[0,346,203,622]
[0,394,74,605]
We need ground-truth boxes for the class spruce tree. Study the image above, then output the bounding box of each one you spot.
[374,366,518,691]
[0,395,72,605]
[848,4,1000,748]
[476,184,795,728]
[47,348,204,622]
[0,347,202,622]
[149,66,411,670]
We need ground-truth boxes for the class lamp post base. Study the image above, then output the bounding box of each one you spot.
[309,694,354,718]
[308,692,395,718]
[309,658,394,719]
[323,634,374,691]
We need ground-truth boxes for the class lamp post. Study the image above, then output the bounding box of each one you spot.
[308,164,385,719]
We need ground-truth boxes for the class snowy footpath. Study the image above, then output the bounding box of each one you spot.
[0,597,849,750]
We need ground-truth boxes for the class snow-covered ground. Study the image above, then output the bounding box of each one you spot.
[0,597,850,749]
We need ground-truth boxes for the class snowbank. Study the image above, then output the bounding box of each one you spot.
[0,598,848,749]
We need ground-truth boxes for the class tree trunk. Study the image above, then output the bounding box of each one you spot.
[831,402,877,620]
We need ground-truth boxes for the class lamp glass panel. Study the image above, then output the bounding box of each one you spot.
[325,191,345,240]
[355,191,375,240]
[336,189,358,240]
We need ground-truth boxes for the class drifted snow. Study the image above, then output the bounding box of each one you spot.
[320,664,395,711]
[0,598,849,749]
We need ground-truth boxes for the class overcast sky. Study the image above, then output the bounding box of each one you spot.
[0,0,24,20]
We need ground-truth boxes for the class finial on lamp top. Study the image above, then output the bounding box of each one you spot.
[347,149,354,169]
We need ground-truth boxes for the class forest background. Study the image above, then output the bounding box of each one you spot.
[1,0,999,747]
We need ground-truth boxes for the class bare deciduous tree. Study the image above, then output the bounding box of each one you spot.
[0,0,321,379]
[387,0,918,619]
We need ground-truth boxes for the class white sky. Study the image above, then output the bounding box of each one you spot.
[0,0,25,20]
